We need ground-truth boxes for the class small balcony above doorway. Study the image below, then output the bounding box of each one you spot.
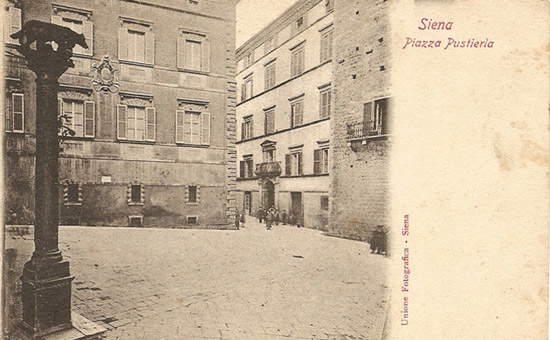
[255,161,282,178]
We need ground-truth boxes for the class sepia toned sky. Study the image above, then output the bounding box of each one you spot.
[236,0,299,47]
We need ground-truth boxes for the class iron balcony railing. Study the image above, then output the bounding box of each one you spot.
[254,161,282,178]
[346,121,387,140]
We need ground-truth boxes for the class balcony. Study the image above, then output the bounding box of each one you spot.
[254,161,282,178]
[346,120,389,141]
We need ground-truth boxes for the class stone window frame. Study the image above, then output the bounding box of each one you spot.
[290,42,306,77]
[117,94,156,142]
[264,59,276,91]
[263,105,276,135]
[319,25,334,63]
[314,143,330,175]
[185,185,201,205]
[52,4,94,57]
[364,96,391,136]
[6,92,24,133]
[62,179,83,206]
[175,99,210,146]
[318,83,332,119]
[4,2,22,46]
[177,29,211,74]
[118,17,155,66]
[289,94,305,128]
[285,145,304,176]
[127,182,145,206]
[320,195,329,210]
[239,155,254,179]
[57,86,96,139]
[241,115,254,140]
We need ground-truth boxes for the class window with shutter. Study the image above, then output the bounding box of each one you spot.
[12,93,24,133]
[319,88,331,119]
[178,31,209,72]
[290,44,305,77]
[313,149,321,175]
[84,101,95,137]
[291,100,304,128]
[264,62,276,90]
[176,109,207,145]
[364,101,373,134]
[285,154,291,176]
[119,20,152,64]
[201,112,210,145]
[7,7,22,45]
[145,107,156,141]
[264,109,275,135]
[117,105,127,139]
[239,161,245,178]
[246,159,254,178]
[320,29,333,62]
[59,99,95,138]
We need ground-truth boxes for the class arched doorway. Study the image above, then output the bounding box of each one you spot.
[262,180,275,209]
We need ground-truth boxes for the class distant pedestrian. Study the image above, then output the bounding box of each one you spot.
[257,207,265,223]
[369,225,387,255]
[280,210,288,225]
[265,208,274,230]
[235,209,240,230]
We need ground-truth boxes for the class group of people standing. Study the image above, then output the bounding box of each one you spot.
[256,206,299,230]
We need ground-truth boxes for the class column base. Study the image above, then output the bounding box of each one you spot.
[21,258,74,336]
[14,313,107,340]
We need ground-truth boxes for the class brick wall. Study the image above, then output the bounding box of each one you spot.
[329,0,391,240]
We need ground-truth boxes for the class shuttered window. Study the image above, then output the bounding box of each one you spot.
[117,105,155,141]
[314,148,329,174]
[320,29,333,62]
[59,99,95,138]
[264,109,275,135]
[319,88,331,118]
[264,62,276,90]
[286,152,303,176]
[364,98,391,135]
[118,21,154,64]
[176,110,210,145]
[241,117,253,140]
[290,44,305,77]
[177,31,210,72]
[5,6,22,45]
[291,100,304,128]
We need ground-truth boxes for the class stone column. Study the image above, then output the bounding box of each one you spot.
[11,21,86,337]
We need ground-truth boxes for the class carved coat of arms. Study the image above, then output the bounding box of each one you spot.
[91,55,120,93]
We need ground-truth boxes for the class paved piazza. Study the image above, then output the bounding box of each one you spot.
[5,219,389,340]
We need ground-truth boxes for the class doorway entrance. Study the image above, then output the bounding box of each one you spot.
[263,181,275,209]
[290,192,303,226]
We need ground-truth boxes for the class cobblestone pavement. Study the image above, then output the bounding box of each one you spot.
[5,219,389,340]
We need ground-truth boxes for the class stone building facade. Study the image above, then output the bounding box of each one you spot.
[4,0,237,228]
[235,0,334,230]
[329,0,392,240]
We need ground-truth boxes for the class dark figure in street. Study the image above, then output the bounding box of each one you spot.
[265,209,274,230]
[235,209,240,230]
[280,210,288,225]
[273,208,280,225]
[369,225,387,255]
[257,207,265,223]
